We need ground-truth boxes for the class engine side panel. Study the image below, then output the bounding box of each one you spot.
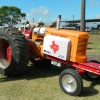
[45,28,89,63]
[43,35,71,61]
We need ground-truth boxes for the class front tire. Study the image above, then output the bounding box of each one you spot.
[0,28,29,77]
[59,69,83,96]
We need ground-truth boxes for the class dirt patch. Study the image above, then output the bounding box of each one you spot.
[87,55,100,62]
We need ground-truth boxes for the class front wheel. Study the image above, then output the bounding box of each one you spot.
[59,69,83,96]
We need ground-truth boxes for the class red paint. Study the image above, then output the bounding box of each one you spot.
[6,46,12,62]
[22,29,32,39]
[77,69,86,75]
[45,55,100,76]
[50,41,59,53]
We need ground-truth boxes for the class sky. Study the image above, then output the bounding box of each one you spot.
[0,0,100,26]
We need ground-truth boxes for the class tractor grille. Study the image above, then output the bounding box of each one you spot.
[77,38,88,55]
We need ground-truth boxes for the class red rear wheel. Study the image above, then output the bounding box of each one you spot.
[6,46,12,62]
[0,38,11,70]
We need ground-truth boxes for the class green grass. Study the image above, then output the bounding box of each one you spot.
[1,66,100,100]
[0,34,100,100]
[87,34,100,55]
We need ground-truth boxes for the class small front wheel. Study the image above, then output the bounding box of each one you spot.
[59,69,83,96]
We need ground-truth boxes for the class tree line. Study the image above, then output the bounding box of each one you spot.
[0,6,26,27]
[0,6,57,27]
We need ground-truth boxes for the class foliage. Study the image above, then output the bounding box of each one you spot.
[0,22,3,26]
[67,23,78,27]
[97,24,100,29]
[50,21,57,27]
[38,21,45,27]
[22,21,30,25]
[0,6,26,27]
[26,21,29,24]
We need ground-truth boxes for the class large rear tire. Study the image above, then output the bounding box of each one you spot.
[0,28,29,77]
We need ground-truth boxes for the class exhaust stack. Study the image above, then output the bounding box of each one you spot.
[56,15,61,31]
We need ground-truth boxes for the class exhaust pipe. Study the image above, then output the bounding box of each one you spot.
[56,15,61,31]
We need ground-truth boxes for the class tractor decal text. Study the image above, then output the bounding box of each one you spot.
[44,50,51,54]
[50,41,59,53]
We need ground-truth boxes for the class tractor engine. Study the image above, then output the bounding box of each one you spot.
[28,27,89,64]
[44,27,89,63]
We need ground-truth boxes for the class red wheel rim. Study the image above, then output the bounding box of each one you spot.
[6,46,12,62]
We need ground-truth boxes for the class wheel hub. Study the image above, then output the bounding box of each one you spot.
[62,75,77,92]
[68,80,74,85]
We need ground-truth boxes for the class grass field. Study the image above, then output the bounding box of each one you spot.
[0,34,100,100]
[87,34,100,55]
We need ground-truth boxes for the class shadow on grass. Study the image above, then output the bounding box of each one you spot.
[0,65,100,97]
[80,82,99,97]
[79,75,100,97]
[88,42,93,44]
[0,65,66,82]
[87,48,93,50]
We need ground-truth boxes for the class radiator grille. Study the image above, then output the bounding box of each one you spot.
[77,38,88,55]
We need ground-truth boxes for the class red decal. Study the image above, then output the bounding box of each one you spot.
[50,41,59,53]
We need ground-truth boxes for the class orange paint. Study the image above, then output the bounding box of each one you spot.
[45,28,89,63]
[30,27,89,63]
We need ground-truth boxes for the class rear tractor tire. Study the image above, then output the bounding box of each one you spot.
[0,28,29,77]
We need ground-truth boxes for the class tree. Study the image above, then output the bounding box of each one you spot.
[26,21,29,24]
[22,21,29,25]
[0,6,26,27]
[38,21,45,27]
[97,24,100,29]
[0,22,3,26]
[67,23,78,27]
[50,21,57,27]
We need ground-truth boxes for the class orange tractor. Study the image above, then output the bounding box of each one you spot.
[0,24,100,96]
